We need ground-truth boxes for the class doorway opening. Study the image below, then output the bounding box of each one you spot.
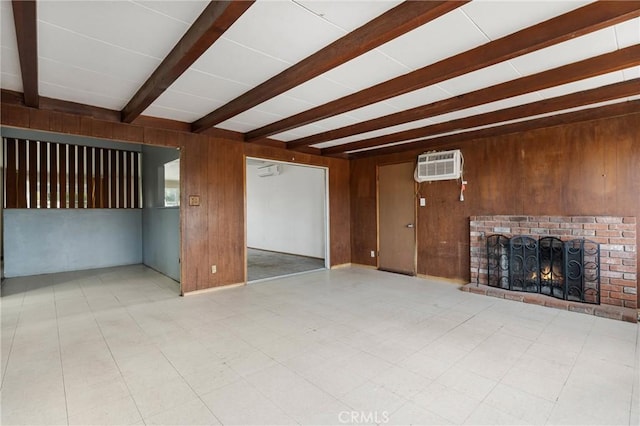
[141,145,181,294]
[245,157,329,282]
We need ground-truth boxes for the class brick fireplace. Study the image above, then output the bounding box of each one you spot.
[469,216,637,314]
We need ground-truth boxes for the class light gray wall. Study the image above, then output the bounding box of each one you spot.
[246,162,326,259]
[4,209,142,277]
[141,145,180,281]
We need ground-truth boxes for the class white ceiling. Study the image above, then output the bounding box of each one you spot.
[1,0,638,155]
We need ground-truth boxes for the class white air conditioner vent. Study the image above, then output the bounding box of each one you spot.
[416,149,462,182]
[257,164,281,177]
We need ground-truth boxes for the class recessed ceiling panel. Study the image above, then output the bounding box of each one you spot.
[536,70,624,99]
[163,68,249,107]
[489,98,627,127]
[272,113,360,140]
[509,28,618,76]
[384,85,453,110]
[471,92,545,115]
[377,9,489,70]
[39,58,141,104]
[222,1,345,64]
[302,113,361,131]
[615,17,640,48]
[296,0,402,32]
[270,124,327,142]
[190,37,290,87]
[0,1,21,91]
[142,104,204,123]
[280,76,354,106]
[344,101,400,121]
[39,81,128,110]
[461,1,594,40]
[150,88,225,119]
[38,1,195,60]
[219,108,284,131]
[623,65,640,80]
[1,1,17,49]
[324,117,436,146]
[38,22,161,92]
[1,47,22,92]
[437,62,521,97]
[134,0,209,24]
[250,95,315,118]
[427,107,485,125]
[320,50,410,92]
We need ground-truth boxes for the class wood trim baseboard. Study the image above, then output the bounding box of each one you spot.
[182,281,245,296]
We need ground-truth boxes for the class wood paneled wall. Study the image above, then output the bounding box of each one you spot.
[1,101,351,294]
[351,112,640,306]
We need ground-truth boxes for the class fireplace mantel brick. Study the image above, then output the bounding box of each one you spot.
[469,215,637,310]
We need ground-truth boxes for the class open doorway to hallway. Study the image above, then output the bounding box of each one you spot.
[245,158,328,282]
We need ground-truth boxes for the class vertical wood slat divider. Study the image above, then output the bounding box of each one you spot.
[39,140,47,208]
[118,150,125,208]
[68,145,76,208]
[6,138,17,208]
[127,151,132,208]
[28,140,37,208]
[77,145,85,208]
[17,139,27,208]
[102,150,110,208]
[121,151,127,208]
[110,149,117,208]
[49,143,58,208]
[86,147,94,208]
[133,152,140,208]
[95,148,102,208]
[4,138,142,210]
[124,152,133,208]
[59,144,67,208]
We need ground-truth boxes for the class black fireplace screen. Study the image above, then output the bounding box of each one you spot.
[486,234,600,304]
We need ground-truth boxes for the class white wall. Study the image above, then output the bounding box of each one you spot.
[246,162,326,259]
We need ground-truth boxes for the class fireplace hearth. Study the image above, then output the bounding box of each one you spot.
[487,234,600,304]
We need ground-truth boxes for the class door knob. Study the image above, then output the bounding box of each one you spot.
[406,223,414,228]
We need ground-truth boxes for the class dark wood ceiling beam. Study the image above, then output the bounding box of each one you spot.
[2,88,287,145]
[190,1,466,133]
[348,100,640,159]
[246,1,640,141]
[120,1,254,123]
[295,47,640,150]
[11,0,39,108]
[290,44,640,150]
[324,78,640,155]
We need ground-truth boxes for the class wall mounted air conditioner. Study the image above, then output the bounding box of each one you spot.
[257,164,281,177]
[416,149,462,182]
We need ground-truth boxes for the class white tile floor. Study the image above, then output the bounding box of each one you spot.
[1,265,638,426]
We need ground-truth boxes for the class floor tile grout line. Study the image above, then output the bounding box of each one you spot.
[87,280,149,426]
[630,325,640,426]
[157,350,227,425]
[226,336,354,422]
[0,306,21,390]
[536,310,592,425]
[53,291,71,426]
[226,299,492,423]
